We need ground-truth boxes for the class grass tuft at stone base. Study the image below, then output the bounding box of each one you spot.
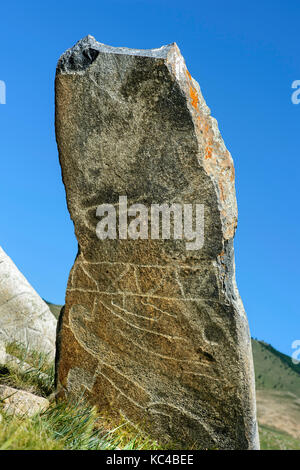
[0,342,160,450]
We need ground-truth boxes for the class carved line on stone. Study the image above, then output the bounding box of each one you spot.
[68,305,211,367]
[76,259,221,303]
[67,287,227,305]
[98,298,188,342]
[97,366,217,444]
[80,260,213,269]
[118,409,144,434]
[133,266,142,293]
[67,302,222,441]
[146,401,217,445]
[80,263,99,290]
[138,269,171,297]
[97,363,149,395]
[68,316,154,408]
[174,270,186,298]
[108,264,132,293]
[97,371,145,411]
[115,326,210,365]
[111,300,159,322]
[140,300,177,318]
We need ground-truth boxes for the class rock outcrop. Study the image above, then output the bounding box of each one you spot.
[0,247,56,357]
[0,385,49,416]
[55,36,259,449]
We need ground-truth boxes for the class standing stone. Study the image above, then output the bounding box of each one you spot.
[0,247,56,357]
[55,36,259,449]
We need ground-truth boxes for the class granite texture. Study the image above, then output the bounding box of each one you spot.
[55,36,259,449]
[0,247,56,357]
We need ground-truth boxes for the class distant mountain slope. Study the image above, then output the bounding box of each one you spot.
[252,339,300,447]
[256,389,300,441]
[252,339,300,397]
[259,423,300,450]
[44,301,62,320]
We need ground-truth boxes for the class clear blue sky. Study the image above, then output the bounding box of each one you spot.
[0,0,299,356]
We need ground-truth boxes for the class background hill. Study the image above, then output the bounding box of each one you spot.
[252,339,300,394]
[252,339,300,449]
[44,301,61,320]
[45,302,300,450]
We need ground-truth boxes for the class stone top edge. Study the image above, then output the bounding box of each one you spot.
[56,35,177,74]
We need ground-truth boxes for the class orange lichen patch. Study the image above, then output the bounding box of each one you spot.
[189,85,199,109]
[183,66,237,238]
[185,68,201,112]
[186,69,192,80]
[205,145,212,159]
[183,63,236,190]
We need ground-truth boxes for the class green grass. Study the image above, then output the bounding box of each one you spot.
[0,399,161,450]
[0,412,65,450]
[252,339,300,397]
[0,342,160,450]
[259,425,300,450]
[0,343,54,397]
[252,339,300,449]
[2,337,300,450]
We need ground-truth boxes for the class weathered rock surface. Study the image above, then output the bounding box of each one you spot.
[0,247,57,357]
[55,36,259,449]
[0,385,49,416]
[0,341,6,365]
